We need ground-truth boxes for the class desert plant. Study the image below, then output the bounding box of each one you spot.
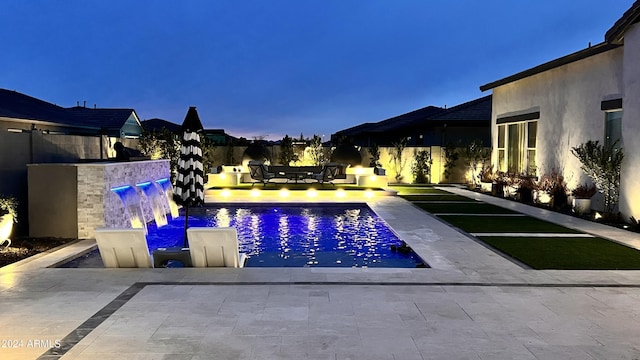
[538,168,568,209]
[571,140,624,215]
[457,139,491,187]
[571,183,597,199]
[388,137,408,182]
[516,175,538,204]
[138,128,181,179]
[0,195,18,223]
[411,150,432,184]
[442,143,459,182]
[224,140,236,165]
[330,137,361,166]
[479,164,496,183]
[279,135,297,165]
[368,143,381,168]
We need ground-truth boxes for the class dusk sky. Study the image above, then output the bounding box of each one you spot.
[1,1,634,140]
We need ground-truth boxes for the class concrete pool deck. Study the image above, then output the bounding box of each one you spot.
[2,188,640,359]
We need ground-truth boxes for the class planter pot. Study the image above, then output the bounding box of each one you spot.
[573,198,592,215]
[491,183,505,197]
[517,188,534,204]
[0,214,14,245]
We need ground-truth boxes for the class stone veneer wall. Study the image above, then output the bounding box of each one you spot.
[77,160,170,239]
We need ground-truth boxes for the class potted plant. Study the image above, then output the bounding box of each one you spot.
[571,140,623,218]
[0,195,18,245]
[571,183,597,215]
[479,165,495,193]
[490,171,507,197]
[516,175,538,204]
[368,143,385,175]
[538,169,568,210]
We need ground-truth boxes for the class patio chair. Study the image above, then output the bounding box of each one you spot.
[187,227,247,268]
[94,228,153,268]
[312,162,341,186]
[247,160,276,186]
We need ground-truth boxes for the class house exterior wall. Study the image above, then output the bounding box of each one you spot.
[490,46,624,200]
[620,23,640,218]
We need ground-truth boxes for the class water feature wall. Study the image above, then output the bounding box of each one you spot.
[28,160,171,239]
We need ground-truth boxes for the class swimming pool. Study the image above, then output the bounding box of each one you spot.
[61,203,427,268]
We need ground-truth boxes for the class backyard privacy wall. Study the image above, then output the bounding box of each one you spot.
[27,160,169,239]
[204,145,470,184]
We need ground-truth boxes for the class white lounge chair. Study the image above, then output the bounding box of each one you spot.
[94,228,153,268]
[187,227,247,268]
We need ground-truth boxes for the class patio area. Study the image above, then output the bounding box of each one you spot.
[2,188,640,359]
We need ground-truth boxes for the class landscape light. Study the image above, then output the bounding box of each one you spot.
[221,189,231,197]
[306,189,318,198]
[250,188,261,197]
[364,189,374,198]
[335,188,346,198]
[279,189,290,198]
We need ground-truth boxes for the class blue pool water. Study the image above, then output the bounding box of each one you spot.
[61,203,427,268]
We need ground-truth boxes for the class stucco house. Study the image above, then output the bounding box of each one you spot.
[479,1,640,218]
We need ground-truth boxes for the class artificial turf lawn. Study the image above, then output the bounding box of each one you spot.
[437,215,581,233]
[400,194,477,202]
[390,186,451,195]
[208,184,383,191]
[479,236,640,269]
[414,202,519,214]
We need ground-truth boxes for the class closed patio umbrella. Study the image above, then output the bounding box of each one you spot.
[173,106,205,247]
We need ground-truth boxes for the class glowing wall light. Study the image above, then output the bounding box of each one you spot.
[306,189,318,198]
[279,188,290,198]
[335,188,346,198]
[221,189,232,198]
[250,188,261,197]
[364,189,375,198]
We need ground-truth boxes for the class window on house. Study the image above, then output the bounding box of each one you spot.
[605,110,622,149]
[497,125,505,171]
[527,121,537,174]
[496,120,537,174]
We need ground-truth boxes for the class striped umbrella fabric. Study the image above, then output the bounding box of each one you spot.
[173,106,205,246]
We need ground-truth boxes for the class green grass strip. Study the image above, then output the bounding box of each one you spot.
[390,186,450,195]
[415,202,519,214]
[438,215,580,233]
[479,236,640,270]
[208,184,384,191]
[400,194,475,202]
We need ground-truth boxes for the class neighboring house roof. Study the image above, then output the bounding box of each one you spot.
[429,94,492,122]
[371,105,443,133]
[67,106,139,131]
[0,88,139,132]
[0,88,75,126]
[141,118,182,133]
[333,95,491,138]
[480,1,639,91]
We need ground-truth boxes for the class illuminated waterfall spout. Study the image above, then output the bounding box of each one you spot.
[111,185,147,232]
[156,178,180,219]
[136,181,168,227]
